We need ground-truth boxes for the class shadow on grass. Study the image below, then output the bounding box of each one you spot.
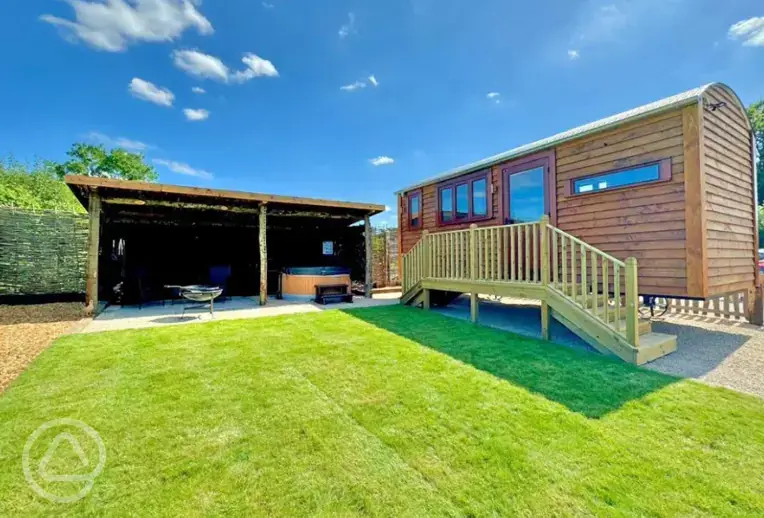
[342,305,678,419]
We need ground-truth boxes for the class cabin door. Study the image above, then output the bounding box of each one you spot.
[502,162,549,224]
[502,158,551,281]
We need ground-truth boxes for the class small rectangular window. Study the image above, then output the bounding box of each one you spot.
[571,160,670,195]
[408,191,421,229]
[441,187,454,222]
[472,178,488,216]
[455,184,469,219]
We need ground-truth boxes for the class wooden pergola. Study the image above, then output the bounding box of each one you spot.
[65,175,385,311]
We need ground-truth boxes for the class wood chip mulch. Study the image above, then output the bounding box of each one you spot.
[0,303,88,393]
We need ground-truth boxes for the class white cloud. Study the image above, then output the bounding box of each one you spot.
[568,49,581,59]
[486,92,501,104]
[570,0,685,50]
[262,2,275,9]
[340,81,366,92]
[154,158,213,179]
[128,78,174,107]
[384,205,392,212]
[86,132,151,152]
[729,17,764,46]
[339,12,356,38]
[183,108,210,121]
[341,75,379,91]
[192,86,206,94]
[231,53,279,82]
[370,156,395,166]
[172,49,279,83]
[172,49,229,82]
[40,0,213,52]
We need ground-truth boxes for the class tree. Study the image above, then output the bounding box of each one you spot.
[0,157,84,212]
[747,100,764,205]
[53,143,158,182]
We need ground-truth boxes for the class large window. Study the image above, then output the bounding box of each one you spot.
[571,159,671,195]
[407,190,422,229]
[437,170,491,225]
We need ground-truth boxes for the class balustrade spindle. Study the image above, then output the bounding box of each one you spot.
[581,246,587,308]
[614,265,621,331]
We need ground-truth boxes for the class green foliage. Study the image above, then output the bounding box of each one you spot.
[747,100,764,205]
[53,142,158,182]
[0,158,83,212]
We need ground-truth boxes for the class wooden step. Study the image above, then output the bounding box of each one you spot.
[634,332,677,365]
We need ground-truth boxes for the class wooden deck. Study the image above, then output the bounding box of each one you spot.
[401,217,677,365]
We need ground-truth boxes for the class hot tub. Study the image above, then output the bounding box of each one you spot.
[280,266,351,302]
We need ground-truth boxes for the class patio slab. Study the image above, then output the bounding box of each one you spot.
[81,295,399,334]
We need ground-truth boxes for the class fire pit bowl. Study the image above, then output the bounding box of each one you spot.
[180,285,223,318]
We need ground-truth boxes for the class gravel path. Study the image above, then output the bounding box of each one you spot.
[0,303,88,393]
[436,296,764,399]
[647,315,764,399]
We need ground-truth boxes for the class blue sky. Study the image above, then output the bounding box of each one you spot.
[0,1,763,226]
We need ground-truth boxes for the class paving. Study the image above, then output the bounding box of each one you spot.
[433,295,764,399]
[82,295,399,334]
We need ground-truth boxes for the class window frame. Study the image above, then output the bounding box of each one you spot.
[436,169,492,226]
[566,158,672,197]
[406,189,423,230]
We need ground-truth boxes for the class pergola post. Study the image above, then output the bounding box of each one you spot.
[259,203,267,306]
[364,214,372,298]
[85,191,101,314]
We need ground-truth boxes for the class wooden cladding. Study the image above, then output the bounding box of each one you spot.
[399,84,758,300]
[701,84,757,296]
[556,110,689,297]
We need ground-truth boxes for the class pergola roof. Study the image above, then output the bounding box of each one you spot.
[65,175,385,225]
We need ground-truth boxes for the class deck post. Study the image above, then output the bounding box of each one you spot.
[470,292,479,323]
[540,215,550,340]
[625,257,640,347]
[469,224,479,323]
[364,214,372,298]
[422,230,430,279]
[85,191,101,314]
[469,224,477,280]
[423,289,431,310]
[259,203,267,306]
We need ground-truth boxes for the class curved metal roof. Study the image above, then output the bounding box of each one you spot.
[397,83,741,194]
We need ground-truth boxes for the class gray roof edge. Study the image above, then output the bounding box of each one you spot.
[396,83,722,195]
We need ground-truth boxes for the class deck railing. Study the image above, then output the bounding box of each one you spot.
[402,216,641,347]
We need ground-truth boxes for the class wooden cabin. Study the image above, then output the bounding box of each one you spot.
[395,83,758,364]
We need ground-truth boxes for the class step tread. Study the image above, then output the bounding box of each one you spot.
[638,331,677,347]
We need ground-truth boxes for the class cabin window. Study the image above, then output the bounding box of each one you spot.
[472,178,488,216]
[440,187,454,222]
[407,191,422,229]
[455,184,469,219]
[571,159,671,195]
[437,170,491,225]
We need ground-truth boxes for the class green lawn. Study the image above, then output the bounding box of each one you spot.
[1,306,763,516]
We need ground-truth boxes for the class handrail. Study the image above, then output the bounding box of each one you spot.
[546,224,639,346]
[400,217,641,347]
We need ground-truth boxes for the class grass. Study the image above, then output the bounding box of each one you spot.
[1,305,763,516]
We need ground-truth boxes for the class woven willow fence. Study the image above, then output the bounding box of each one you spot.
[0,207,88,296]
[372,228,400,288]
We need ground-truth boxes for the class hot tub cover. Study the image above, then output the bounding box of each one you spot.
[282,266,351,276]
